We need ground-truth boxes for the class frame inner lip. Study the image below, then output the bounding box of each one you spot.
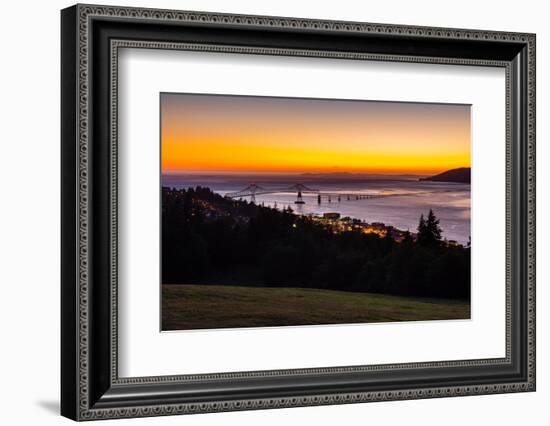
[109,39,513,385]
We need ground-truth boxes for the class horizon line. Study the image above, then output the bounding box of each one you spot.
[161,168,470,176]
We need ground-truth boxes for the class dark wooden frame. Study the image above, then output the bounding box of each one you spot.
[61,4,536,421]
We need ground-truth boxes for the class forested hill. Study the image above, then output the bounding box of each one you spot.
[162,187,470,300]
[420,167,471,184]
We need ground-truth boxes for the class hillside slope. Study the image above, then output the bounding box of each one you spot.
[162,284,470,330]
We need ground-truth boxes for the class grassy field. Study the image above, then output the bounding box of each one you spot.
[162,284,470,331]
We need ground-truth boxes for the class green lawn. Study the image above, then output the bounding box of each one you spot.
[162,284,470,331]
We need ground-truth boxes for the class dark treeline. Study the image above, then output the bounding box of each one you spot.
[162,187,470,300]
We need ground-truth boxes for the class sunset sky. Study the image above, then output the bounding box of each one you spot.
[161,93,471,175]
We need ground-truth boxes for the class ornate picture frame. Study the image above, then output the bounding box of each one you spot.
[61,4,535,421]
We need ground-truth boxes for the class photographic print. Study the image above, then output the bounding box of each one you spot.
[161,93,471,331]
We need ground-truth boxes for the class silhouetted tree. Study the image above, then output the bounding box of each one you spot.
[417,209,443,247]
[402,230,414,246]
[417,214,426,237]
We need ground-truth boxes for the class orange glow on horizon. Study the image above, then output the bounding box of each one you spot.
[161,94,471,175]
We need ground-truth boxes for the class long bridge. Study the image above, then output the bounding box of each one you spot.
[225,183,381,204]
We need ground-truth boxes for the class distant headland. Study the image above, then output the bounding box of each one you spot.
[420,167,471,184]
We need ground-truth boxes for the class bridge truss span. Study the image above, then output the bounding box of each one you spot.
[225,183,385,205]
